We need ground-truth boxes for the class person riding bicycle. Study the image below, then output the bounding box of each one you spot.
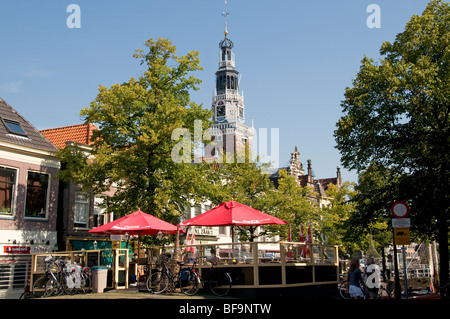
[346,257,366,299]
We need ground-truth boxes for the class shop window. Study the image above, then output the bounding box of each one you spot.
[25,171,49,218]
[0,166,16,216]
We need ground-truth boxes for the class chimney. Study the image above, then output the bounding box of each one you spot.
[336,166,342,187]
[307,159,314,186]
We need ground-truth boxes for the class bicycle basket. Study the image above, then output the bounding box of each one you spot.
[180,269,190,283]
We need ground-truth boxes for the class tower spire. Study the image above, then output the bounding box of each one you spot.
[209,0,254,161]
[222,0,229,37]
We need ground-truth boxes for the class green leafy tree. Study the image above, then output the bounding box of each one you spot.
[320,181,360,253]
[264,169,318,242]
[334,1,449,295]
[58,38,212,224]
[204,154,280,242]
[202,150,319,242]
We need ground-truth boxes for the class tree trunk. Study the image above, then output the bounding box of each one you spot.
[381,246,387,281]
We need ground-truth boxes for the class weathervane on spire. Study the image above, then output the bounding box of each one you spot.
[219,0,233,49]
[222,0,229,37]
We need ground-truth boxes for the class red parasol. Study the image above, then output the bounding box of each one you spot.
[178,200,287,227]
[89,210,183,286]
[89,210,181,236]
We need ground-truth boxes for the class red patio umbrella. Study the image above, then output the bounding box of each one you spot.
[89,210,183,272]
[89,210,181,236]
[178,200,287,227]
[178,200,287,256]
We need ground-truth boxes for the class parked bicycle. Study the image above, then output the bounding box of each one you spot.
[31,256,67,297]
[19,283,32,299]
[146,252,199,296]
[192,256,232,297]
[79,265,92,293]
[31,256,91,297]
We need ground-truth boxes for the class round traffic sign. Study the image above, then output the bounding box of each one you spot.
[391,201,410,218]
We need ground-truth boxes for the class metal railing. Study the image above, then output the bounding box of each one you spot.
[213,91,243,103]
[0,257,31,290]
[146,241,339,289]
[30,248,129,293]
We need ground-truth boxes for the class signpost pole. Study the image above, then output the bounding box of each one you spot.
[391,201,410,300]
[392,230,402,300]
[402,245,408,299]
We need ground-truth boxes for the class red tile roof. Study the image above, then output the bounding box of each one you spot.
[40,123,98,149]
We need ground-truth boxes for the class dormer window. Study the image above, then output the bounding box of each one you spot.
[2,118,27,136]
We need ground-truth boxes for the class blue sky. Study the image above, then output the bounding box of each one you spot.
[0,0,431,183]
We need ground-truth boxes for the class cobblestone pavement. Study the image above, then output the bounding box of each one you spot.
[38,285,237,299]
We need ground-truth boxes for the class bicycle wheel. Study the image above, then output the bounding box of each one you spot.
[32,275,47,298]
[378,287,391,299]
[339,281,351,299]
[45,276,61,296]
[146,271,170,294]
[180,269,200,296]
[79,269,92,293]
[18,286,29,299]
[208,269,231,297]
[61,272,77,295]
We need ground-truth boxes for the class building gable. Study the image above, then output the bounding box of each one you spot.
[0,98,58,153]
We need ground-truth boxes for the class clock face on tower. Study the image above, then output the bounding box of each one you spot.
[217,105,225,117]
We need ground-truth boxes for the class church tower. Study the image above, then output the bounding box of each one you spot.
[208,2,254,162]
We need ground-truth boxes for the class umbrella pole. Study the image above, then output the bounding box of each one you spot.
[137,233,141,287]
[174,226,181,263]
[232,226,235,243]
[231,226,235,263]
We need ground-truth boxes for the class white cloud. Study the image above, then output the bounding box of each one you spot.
[0,81,23,93]
[25,67,55,79]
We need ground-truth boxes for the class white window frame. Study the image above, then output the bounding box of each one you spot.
[93,195,106,227]
[0,165,18,218]
[24,170,51,220]
[74,192,90,229]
